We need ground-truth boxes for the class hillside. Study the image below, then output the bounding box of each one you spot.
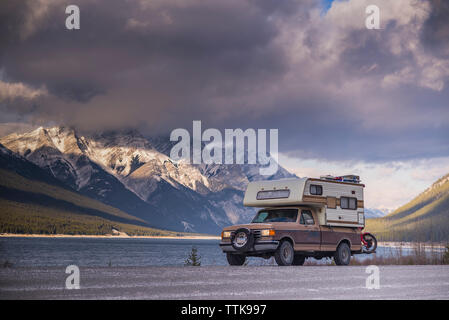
[0,144,199,236]
[366,173,449,242]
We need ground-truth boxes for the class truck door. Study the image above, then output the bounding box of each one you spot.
[294,209,321,251]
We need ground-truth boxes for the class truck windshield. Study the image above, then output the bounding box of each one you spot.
[252,209,298,223]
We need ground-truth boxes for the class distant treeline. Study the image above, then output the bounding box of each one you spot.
[0,168,203,237]
[0,199,189,237]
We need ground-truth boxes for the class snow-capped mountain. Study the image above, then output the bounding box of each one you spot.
[0,126,295,233]
[364,207,390,219]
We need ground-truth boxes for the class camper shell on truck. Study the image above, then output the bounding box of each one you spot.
[220,175,371,266]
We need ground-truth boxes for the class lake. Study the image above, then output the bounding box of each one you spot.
[0,237,444,267]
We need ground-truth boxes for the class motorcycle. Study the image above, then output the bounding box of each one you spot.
[361,231,377,254]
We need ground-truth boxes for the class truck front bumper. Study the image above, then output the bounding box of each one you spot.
[219,240,279,253]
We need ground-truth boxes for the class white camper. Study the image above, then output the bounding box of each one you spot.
[243,175,365,228]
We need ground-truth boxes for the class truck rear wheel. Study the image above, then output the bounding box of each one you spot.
[292,254,305,266]
[274,241,294,266]
[226,253,246,266]
[334,242,351,266]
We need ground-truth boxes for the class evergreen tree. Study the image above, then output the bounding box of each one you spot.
[185,246,201,266]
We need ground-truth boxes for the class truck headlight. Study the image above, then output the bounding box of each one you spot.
[261,229,275,237]
[221,231,231,239]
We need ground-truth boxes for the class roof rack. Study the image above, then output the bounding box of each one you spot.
[319,174,361,184]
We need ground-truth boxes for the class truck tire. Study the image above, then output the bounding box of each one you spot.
[274,241,294,266]
[292,254,305,266]
[334,242,351,266]
[226,253,246,266]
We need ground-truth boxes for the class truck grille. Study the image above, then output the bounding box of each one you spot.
[253,230,262,240]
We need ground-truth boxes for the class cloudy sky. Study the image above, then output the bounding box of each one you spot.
[0,0,448,210]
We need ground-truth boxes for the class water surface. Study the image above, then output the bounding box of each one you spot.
[0,237,443,267]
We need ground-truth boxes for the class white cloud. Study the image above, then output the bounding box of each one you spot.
[278,0,448,95]
[0,80,47,101]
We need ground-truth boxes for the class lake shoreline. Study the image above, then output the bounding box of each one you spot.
[378,241,447,249]
[0,233,220,240]
[0,234,445,248]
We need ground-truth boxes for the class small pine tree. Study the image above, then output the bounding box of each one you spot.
[185,246,201,266]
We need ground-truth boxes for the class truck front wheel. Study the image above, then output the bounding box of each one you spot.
[274,241,294,266]
[226,253,246,266]
[334,242,351,266]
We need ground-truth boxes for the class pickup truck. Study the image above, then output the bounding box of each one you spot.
[219,206,363,266]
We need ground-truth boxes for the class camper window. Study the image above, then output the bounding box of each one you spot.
[310,184,323,195]
[256,189,290,200]
[341,197,357,210]
[349,198,357,209]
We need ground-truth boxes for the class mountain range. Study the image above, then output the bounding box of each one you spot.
[0,126,293,234]
[1,125,446,241]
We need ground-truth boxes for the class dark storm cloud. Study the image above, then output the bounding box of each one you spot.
[0,0,448,163]
[0,1,30,46]
[422,0,449,58]
[0,0,284,102]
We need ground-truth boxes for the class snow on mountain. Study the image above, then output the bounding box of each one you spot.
[1,127,93,189]
[147,137,295,193]
[1,127,209,198]
[0,126,295,233]
[198,162,294,192]
[364,207,390,219]
[80,130,212,200]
